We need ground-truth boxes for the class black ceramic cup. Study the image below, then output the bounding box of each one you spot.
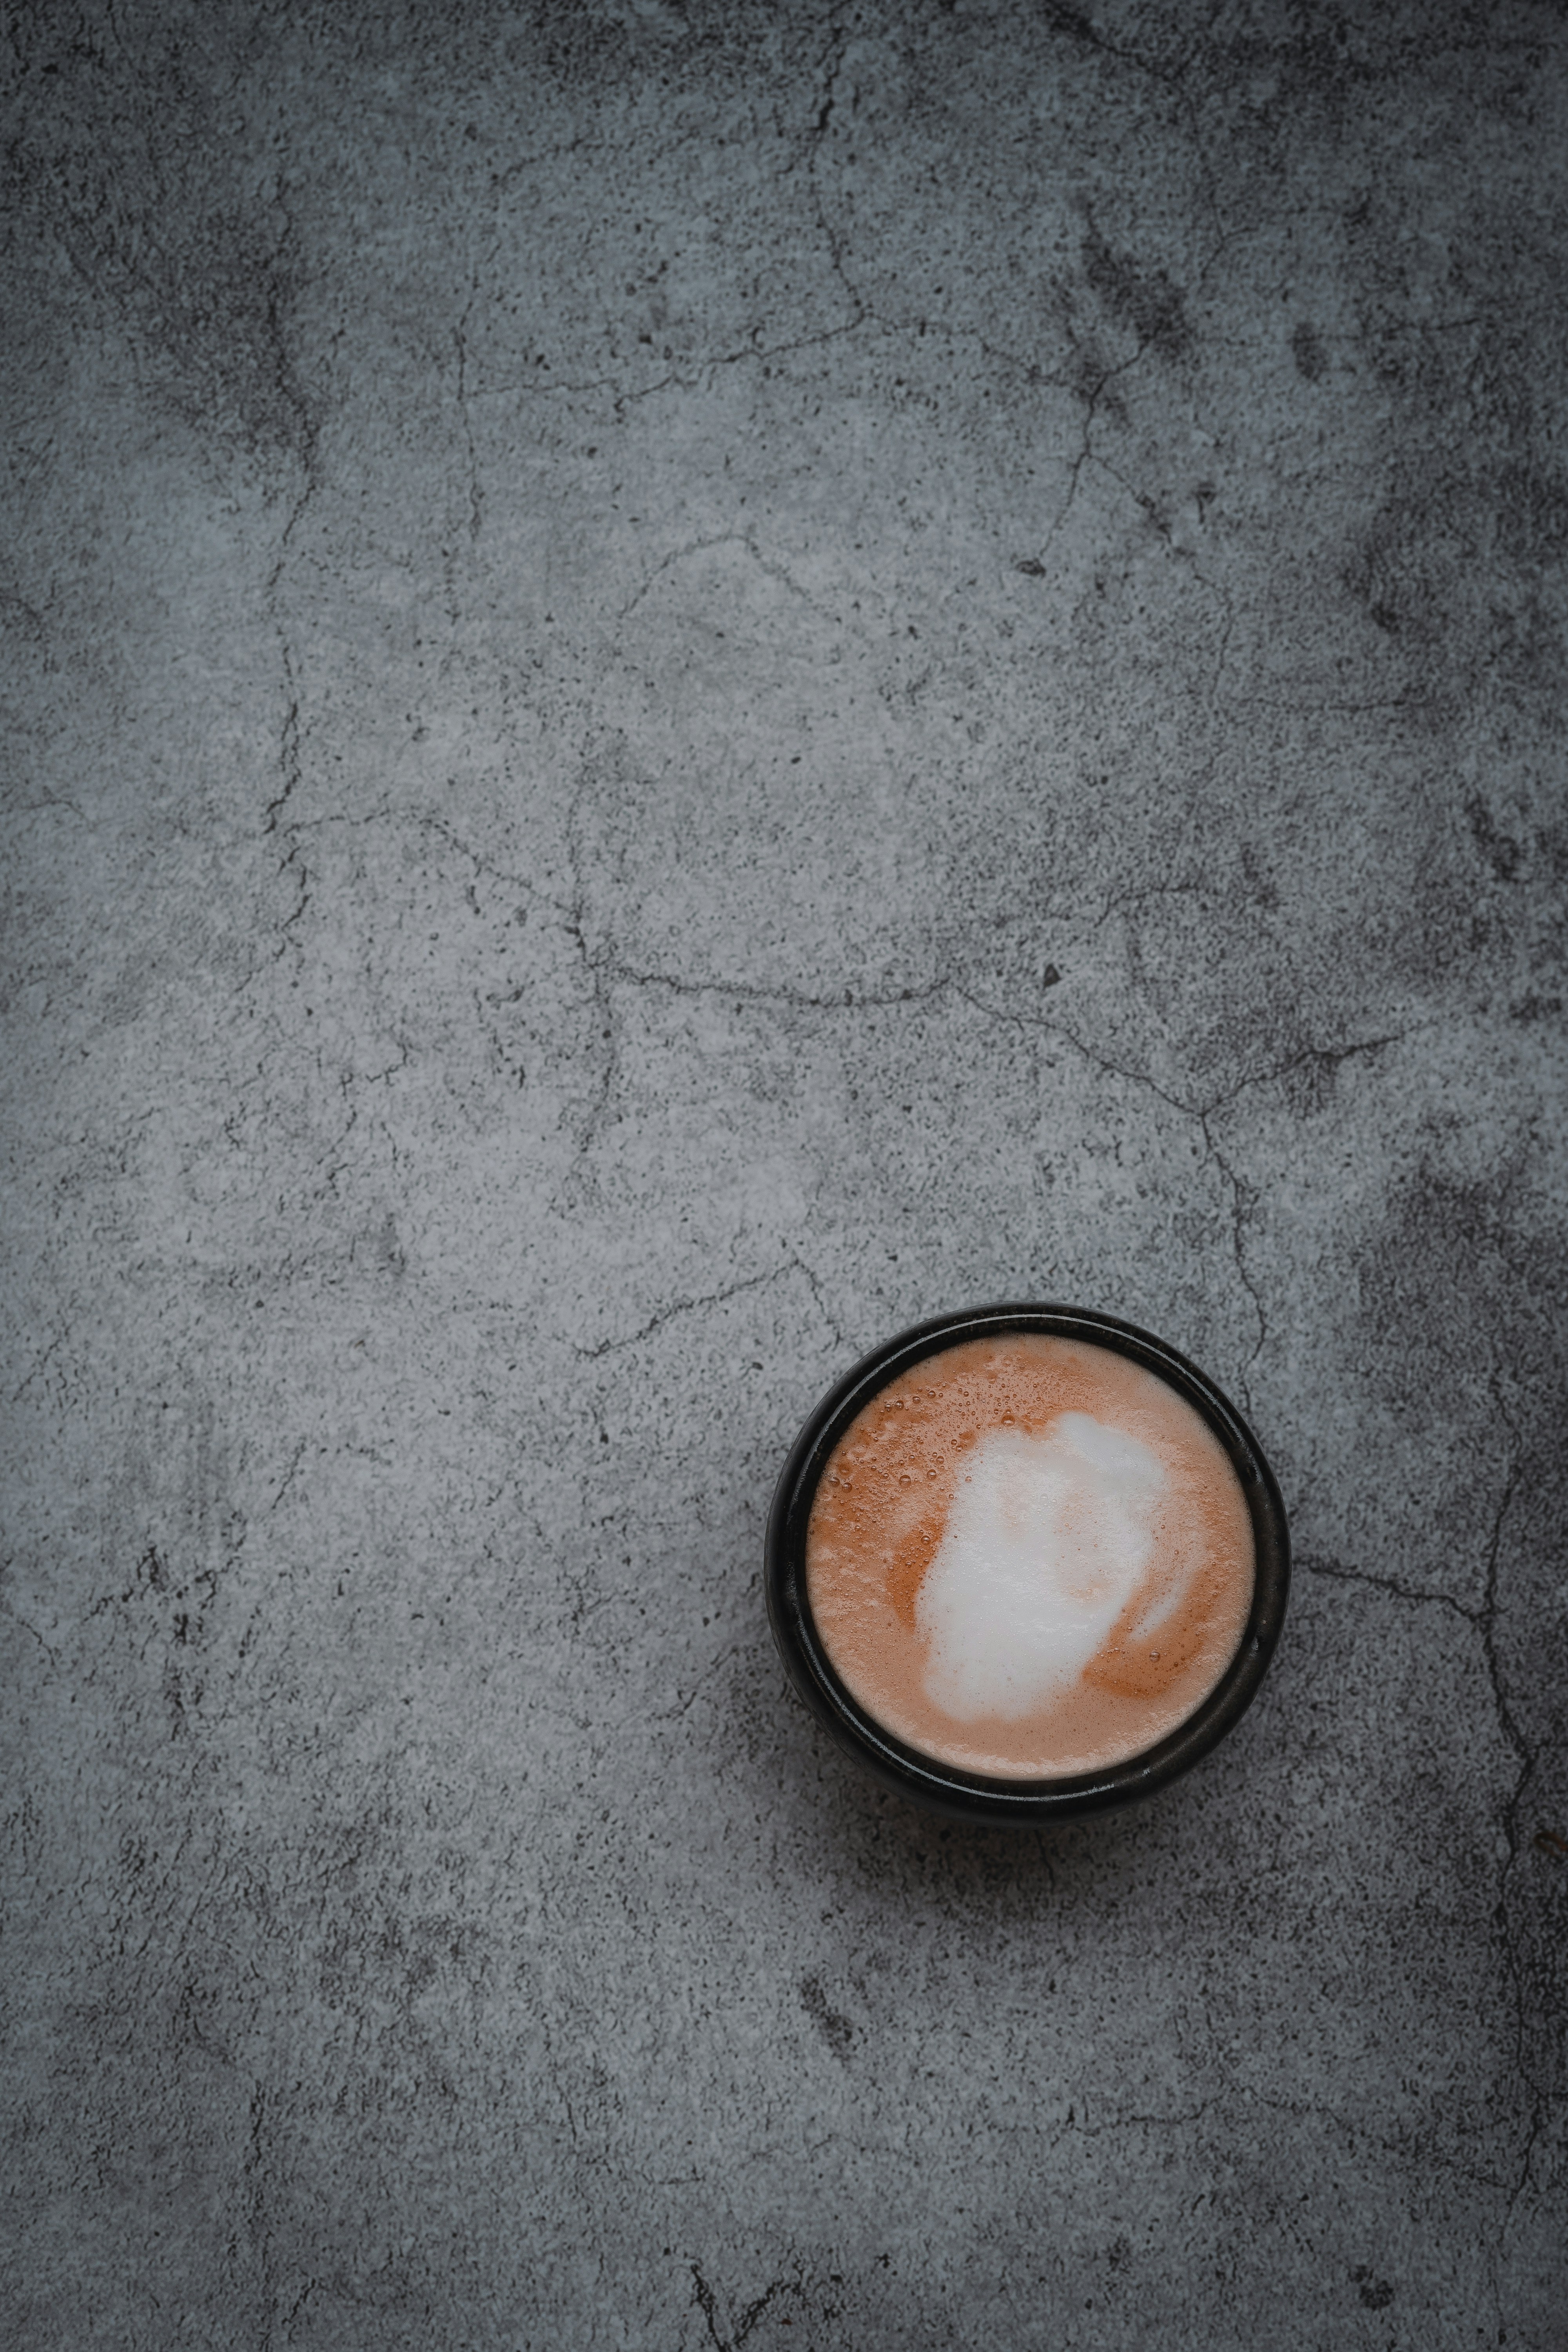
[765,1303,1290,1824]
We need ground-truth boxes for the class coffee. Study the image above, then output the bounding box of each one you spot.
[804,1332,1254,1779]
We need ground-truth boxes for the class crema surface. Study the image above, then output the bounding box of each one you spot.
[805,1334,1255,1778]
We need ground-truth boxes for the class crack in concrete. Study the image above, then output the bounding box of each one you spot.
[1196,1111,1267,1377]
[1070,2097,1216,2138]
[571,1259,807,1362]
[1474,1379,1542,2229]
[798,21,877,331]
[690,2261,801,2352]
[1087,444,1239,700]
[466,316,868,416]
[1298,1555,1477,1623]
[562,940,1413,1415]
[1306,1378,1547,2270]
[615,528,840,626]
[412,814,574,916]
[1034,0,1191,87]
[0,1599,60,1666]
[9,1319,72,1406]
[789,1254,848,1354]
[953,985,1418,1400]
[1029,345,1154,563]
[261,661,301,839]
[261,462,318,965]
[601,958,944,1014]
[269,1437,309,1514]
[452,292,483,548]
[240,2078,279,2352]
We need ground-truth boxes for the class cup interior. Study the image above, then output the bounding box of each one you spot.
[764,1304,1291,1823]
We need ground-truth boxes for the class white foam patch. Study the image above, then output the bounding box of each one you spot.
[917,1413,1168,1721]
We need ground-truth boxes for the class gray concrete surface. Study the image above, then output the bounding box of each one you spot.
[3,2,1566,2345]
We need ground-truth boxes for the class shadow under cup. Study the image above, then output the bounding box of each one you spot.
[765,1305,1291,1824]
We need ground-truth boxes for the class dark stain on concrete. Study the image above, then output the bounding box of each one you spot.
[1081,225,1191,361]
[1466,793,1524,883]
[798,1975,854,2060]
[1352,2266,1396,2310]
[1290,322,1327,381]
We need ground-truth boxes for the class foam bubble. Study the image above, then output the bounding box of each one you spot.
[916,1412,1169,1721]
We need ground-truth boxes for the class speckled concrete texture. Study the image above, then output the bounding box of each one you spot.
[3,2,1566,2345]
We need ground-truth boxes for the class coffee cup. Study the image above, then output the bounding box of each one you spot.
[765,1305,1289,1823]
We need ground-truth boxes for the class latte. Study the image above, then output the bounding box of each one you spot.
[804,1332,1254,1779]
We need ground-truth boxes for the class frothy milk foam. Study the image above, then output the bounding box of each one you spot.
[919,1415,1167,1720]
[806,1334,1254,1779]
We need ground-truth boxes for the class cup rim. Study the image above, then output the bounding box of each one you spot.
[765,1302,1291,1823]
